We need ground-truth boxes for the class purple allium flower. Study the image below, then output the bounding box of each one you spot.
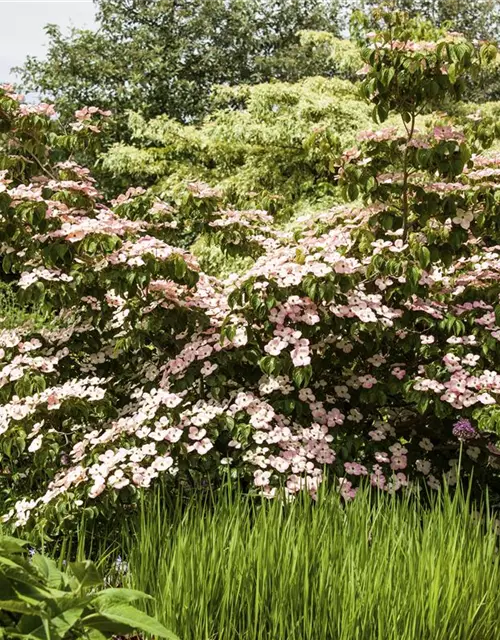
[452,418,478,441]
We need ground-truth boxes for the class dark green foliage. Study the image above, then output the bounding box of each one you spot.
[17,0,343,124]
[357,0,500,42]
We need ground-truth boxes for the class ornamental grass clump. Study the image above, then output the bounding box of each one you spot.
[103,484,500,640]
[1,6,500,530]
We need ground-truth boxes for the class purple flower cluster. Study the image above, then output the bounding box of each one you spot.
[452,418,478,441]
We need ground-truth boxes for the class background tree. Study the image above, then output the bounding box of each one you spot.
[17,0,342,124]
[355,0,500,41]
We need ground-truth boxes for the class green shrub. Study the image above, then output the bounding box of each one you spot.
[2,10,500,533]
[103,76,373,217]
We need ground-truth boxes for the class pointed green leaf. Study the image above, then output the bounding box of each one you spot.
[0,599,41,615]
[31,555,63,590]
[85,604,179,639]
[92,588,152,608]
[68,561,102,589]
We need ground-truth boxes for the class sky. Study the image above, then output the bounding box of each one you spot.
[0,0,96,83]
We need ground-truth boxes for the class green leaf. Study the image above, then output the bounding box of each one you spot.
[92,588,152,608]
[50,607,86,638]
[81,613,137,636]
[376,103,388,123]
[258,356,278,376]
[0,599,40,615]
[292,368,303,388]
[86,630,107,640]
[18,607,85,640]
[0,538,28,555]
[31,555,62,590]
[2,253,12,273]
[68,561,102,589]
[416,396,429,414]
[417,246,431,269]
[173,254,187,279]
[448,63,457,84]
[84,604,180,639]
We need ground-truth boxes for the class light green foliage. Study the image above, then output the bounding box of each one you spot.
[104,76,373,217]
[269,30,364,80]
[0,284,54,330]
[191,234,255,278]
[113,484,500,640]
[0,535,177,640]
[448,99,500,147]
[0,284,31,329]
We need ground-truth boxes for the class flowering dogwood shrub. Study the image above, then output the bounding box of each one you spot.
[1,9,500,529]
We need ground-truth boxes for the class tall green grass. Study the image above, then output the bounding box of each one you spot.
[108,484,500,640]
